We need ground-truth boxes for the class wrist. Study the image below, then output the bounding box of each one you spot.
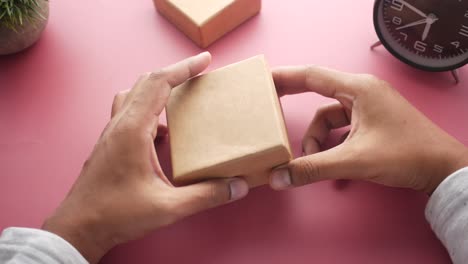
[450,147,468,177]
[426,145,468,194]
[42,205,114,264]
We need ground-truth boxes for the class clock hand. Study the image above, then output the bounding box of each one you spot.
[422,23,431,41]
[421,16,438,41]
[400,0,428,18]
[396,18,428,30]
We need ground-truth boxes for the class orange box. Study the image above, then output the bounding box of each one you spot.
[166,55,292,187]
[154,0,261,48]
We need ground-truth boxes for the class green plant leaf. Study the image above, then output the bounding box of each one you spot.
[0,0,47,29]
[0,10,6,20]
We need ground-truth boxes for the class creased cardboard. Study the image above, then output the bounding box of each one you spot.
[154,0,261,48]
[166,55,292,187]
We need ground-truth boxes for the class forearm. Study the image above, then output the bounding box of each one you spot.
[426,167,468,264]
[0,227,88,264]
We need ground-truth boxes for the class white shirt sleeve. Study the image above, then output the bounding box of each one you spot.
[426,167,468,264]
[1,168,468,264]
[0,227,88,264]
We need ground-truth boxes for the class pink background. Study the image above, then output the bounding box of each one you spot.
[2,0,468,263]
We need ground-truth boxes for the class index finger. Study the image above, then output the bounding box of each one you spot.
[273,66,359,99]
[132,52,212,116]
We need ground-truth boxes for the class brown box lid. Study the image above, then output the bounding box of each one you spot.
[167,55,292,187]
[154,0,261,48]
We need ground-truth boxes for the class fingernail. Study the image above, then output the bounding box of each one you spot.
[270,169,292,190]
[198,51,211,58]
[229,179,249,201]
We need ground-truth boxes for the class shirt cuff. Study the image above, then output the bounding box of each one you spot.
[426,167,468,264]
[0,227,88,264]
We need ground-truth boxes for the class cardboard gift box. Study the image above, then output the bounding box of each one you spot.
[166,55,292,187]
[153,0,261,48]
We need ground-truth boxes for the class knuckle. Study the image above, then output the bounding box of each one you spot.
[357,73,380,83]
[354,74,389,94]
[301,138,308,150]
[146,70,173,89]
[315,106,326,115]
[315,105,330,118]
[311,105,336,130]
[305,65,315,75]
[148,70,168,83]
[291,158,320,186]
[82,157,93,171]
[304,65,318,82]
[143,71,151,77]
[135,72,151,86]
[112,93,121,104]
[111,90,130,113]
[111,96,119,110]
[139,72,151,80]
[204,182,229,207]
[112,91,124,106]
[378,80,393,92]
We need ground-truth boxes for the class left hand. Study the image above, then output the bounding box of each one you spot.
[269,66,468,193]
[42,52,249,264]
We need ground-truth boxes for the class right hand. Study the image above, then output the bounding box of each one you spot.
[270,66,468,194]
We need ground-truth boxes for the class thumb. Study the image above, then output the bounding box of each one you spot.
[171,178,249,219]
[270,144,364,190]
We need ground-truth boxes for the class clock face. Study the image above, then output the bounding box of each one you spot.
[374,0,468,71]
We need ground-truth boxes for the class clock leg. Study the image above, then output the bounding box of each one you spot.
[451,69,460,84]
[370,41,382,50]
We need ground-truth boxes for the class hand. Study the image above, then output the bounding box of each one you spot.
[422,15,438,41]
[422,22,431,41]
[396,15,438,40]
[270,66,468,194]
[396,18,428,31]
[42,52,249,264]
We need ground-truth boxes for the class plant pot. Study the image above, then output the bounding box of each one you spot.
[0,0,49,55]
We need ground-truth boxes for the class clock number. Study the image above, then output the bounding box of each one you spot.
[392,16,402,25]
[391,0,404,11]
[452,41,461,48]
[465,10,468,18]
[399,32,408,41]
[414,41,427,52]
[433,45,444,54]
[459,25,468,37]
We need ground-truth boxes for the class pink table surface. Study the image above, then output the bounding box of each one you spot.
[1,0,468,263]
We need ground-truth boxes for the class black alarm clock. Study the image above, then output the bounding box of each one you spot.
[372,0,468,83]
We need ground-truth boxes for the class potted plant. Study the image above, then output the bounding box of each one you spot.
[0,0,49,55]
